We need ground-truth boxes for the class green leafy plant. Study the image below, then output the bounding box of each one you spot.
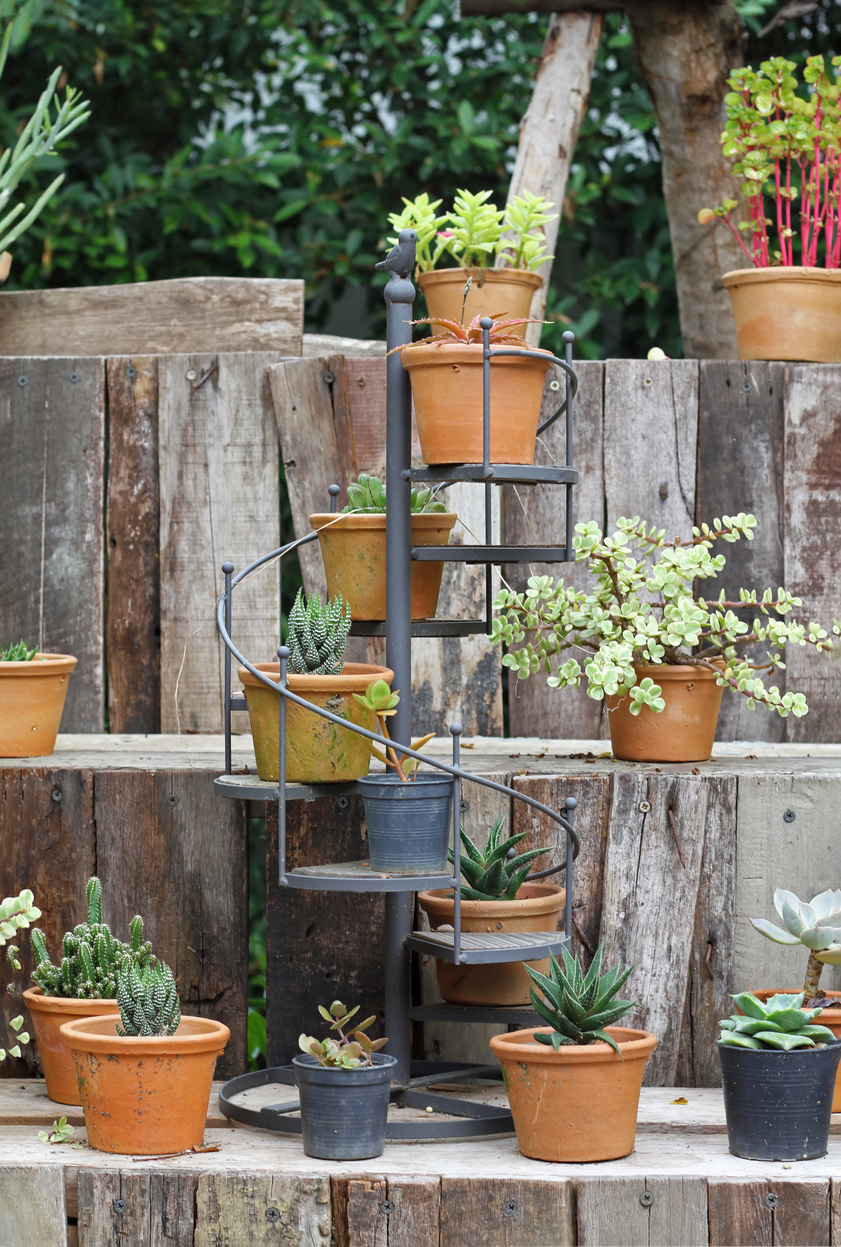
[493,514,840,717]
[38,1115,76,1144]
[342,473,446,515]
[287,588,351,676]
[352,679,433,782]
[393,311,545,352]
[298,999,388,1069]
[389,188,556,273]
[0,640,37,660]
[450,815,550,901]
[1,886,40,1062]
[116,960,181,1038]
[31,876,154,1000]
[751,888,841,1005]
[527,943,638,1057]
[719,992,838,1050]
[497,188,557,271]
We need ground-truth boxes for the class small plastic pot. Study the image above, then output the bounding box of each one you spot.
[358,774,453,875]
[745,989,841,1111]
[718,1039,841,1161]
[293,1053,397,1160]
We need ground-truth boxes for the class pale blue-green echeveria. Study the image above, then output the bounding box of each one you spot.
[751,887,841,999]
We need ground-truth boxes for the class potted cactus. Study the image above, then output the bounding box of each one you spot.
[238,589,393,783]
[0,639,77,758]
[309,474,456,622]
[418,816,564,1006]
[718,992,841,1160]
[22,877,151,1105]
[490,944,656,1163]
[295,999,394,1160]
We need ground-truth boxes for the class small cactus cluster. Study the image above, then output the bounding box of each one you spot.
[287,588,351,675]
[31,877,153,1000]
[116,961,181,1037]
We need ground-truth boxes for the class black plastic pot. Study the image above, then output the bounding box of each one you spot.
[358,773,453,874]
[718,1039,841,1161]
[293,1052,397,1160]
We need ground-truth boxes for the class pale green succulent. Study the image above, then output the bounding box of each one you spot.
[751,887,841,1000]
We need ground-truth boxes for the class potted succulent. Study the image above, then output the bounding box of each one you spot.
[418,816,563,1006]
[22,877,151,1105]
[718,992,841,1160]
[239,589,393,783]
[1,887,40,1067]
[296,999,394,1160]
[0,639,77,758]
[389,188,556,333]
[61,958,229,1155]
[698,55,841,361]
[493,514,840,763]
[396,312,554,466]
[490,944,656,1162]
[309,474,457,621]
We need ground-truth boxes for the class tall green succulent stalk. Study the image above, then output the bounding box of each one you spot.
[116,961,181,1037]
[287,588,351,675]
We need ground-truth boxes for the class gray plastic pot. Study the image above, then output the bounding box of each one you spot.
[718,1039,841,1160]
[358,773,453,874]
[293,1052,397,1160]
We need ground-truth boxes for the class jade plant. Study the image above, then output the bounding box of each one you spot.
[492,514,840,717]
[116,960,181,1037]
[287,588,351,676]
[0,887,40,1062]
[527,944,638,1057]
[388,188,556,273]
[0,640,37,660]
[719,992,837,1050]
[31,876,154,1000]
[751,888,841,1006]
[353,679,433,782]
[299,1000,388,1069]
[450,816,550,901]
[343,473,446,515]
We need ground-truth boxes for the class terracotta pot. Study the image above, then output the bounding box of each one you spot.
[400,341,553,466]
[309,512,457,620]
[744,989,841,1112]
[490,1025,657,1162]
[61,1014,229,1155]
[606,664,724,763]
[239,661,393,783]
[417,268,543,337]
[22,987,119,1105]
[723,266,841,362]
[417,883,565,1005]
[0,654,77,757]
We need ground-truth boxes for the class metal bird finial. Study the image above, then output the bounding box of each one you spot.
[375,228,417,279]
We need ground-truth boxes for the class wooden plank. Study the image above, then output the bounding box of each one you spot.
[773,1180,831,1246]
[647,1176,708,1247]
[440,1176,575,1247]
[149,1172,199,1247]
[783,364,841,743]
[158,352,281,733]
[194,1172,332,1246]
[708,1181,772,1246]
[0,1080,230,1128]
[696,360,786,743]
[93,769,248,1078]
[707,1179,830,1246]
[342,1177,388,1247]
[303,334,385,359]
[386,1178,441,1247]
[0,1164,67,1246]
[0,356,105,730]
[577,1176,707,1246]
[77,1171,151,1246]
[830,1178,841,1245]
[0,277,303,356]
[106,357,160,734]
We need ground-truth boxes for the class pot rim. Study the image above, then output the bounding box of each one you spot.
[357,772,452,790]
[723,266,841,287]
[0,653,77,675]
[60,1013,230,1056]
[23,986,118,1014]
[626,662,724,682]
[490,1025,657,1065]
[308,512,457,532]
[418,884,564,917]
[399,340,553,363]
[417,267,543,288]
[238,660,393,692]
[293,1052,398,1071]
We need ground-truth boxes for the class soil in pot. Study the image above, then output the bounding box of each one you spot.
[293,1052,397,1160]
[22,987,118,1105]
[418,883,565,1005]
[606,664,724,763]
[239,661,393,783]
[417,268,542,337]
[744,989,841,1111]
[60,1014,229,1155]
[309,512,457,620]
[490,1025,657,1162]
[400,341,553,466]
[723,266,841,362]
[358,773,453,874]
[0,654,77,757]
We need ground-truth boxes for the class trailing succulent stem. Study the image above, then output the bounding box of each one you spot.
[527,943,638,1057]
[287,588,351,676]
[450,816,550,901]
[0,887,40,1062]
[299,1000,388,1069]
[342,473,446,515]
[116,961,181,1037]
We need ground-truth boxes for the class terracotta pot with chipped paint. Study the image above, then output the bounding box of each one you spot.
[61,1014,229,1155]
[746,989,841,1112]
[490,1025,657,1162]
[417,268,542,337]
[417,883,565,1005]
[606,664,724,763]
[22,986,118,1105]
[0,654,77,757]
[723,266,841,362]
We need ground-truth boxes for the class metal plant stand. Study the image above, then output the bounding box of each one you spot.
[215,231,583,1140]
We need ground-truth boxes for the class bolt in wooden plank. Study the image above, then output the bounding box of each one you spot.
[578,1176,706,1246]
[0,1164,67,1246]
[0,356,105,730]
[708,1181,772,1247]
[441,1176,574,1247]
[194,1172,332,1247]
[773,1179,830,1246]
[77,1171,151,1247]
[386,1178,440,1247]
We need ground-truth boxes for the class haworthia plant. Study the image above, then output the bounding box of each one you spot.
[342,473,446,515]
[287,588,351,675]
[116,960,181,1037]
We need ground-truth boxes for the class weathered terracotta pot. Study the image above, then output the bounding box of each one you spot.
[723,267,841,362]
[400,341,553,465]
[239,661,393,783]
[0,654,77,757]
[61,1014,229,1154]
[417,268,542,337]
[745,989,841,1112]
[22,987,118,1105]
[418,883,565,1005]
[606,664,724,763]
[490,1025,657,1162]
[309,512,457,620]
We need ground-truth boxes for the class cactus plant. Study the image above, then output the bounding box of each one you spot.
[751,887,841,1005]
[449,816,550,901]
[0,887,40,1062]
[287,588,351,676]
[527,943,639,1056]
[299,1000,388,1069]
[342,473,447,515]
[719,992,838,1051]
[116,961,181,1038]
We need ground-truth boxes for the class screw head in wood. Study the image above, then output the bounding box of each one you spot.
[113,1199,127,1213]
[643,377,652,387]
[51,787,62,803]
[126,366,136,379]
[16,376,26,386]
[639,801,651,813]
[186,370,197,381]
[69,372,79,383]
[166,794,178,806]
[266,1207,280,1222]
[640,1191,653,1207]
[379,1201,394,1216]
[765,1193,778,1210]
[337,796,349,809]
[504,1200,518,1216]
[549,379,561,392]
[783,809,796,823]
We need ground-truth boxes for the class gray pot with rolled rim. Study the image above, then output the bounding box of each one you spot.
[358,773,453,874]
[293,1052,397,1160]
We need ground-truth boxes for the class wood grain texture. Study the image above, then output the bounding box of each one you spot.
[158,353,281,733]
[577,1176,707,1247]
[385,1178,440,1247]
[773,1179,831,1246]
[440,1177,575,1247]
[302,334,386,359]
[149,1171,200,1247]
[0,1164,67,1246]
[343,1178,388,1247]
[0,356,105,730]
[106,357,161,733]
[0,278,304,356]
[77,1170,151,1246]
[194,1172,332,1246]
[708,1181,772,1246]
[830,1178,841,1245]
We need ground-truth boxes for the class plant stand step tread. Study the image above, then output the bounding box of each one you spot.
[406,464,578,484]
[283,860,455,892]
[405,929,569,964]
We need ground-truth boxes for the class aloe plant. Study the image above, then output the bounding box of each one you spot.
[527,944,639,1057]
[116,960,181,1038]
[299,1000,388,1070]
[342,473,446,515]
[287,588,351,676]
[719,992,837,1051]
[450,816,550,901]
[0,640,37,661]
[751,887,841,1004]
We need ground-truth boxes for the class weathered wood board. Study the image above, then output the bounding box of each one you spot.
[0,1164,67,1247]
